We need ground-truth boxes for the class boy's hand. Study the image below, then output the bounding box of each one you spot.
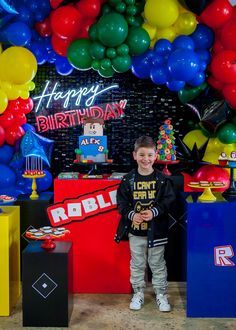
[140,210,153,222]
[132,213,143,225]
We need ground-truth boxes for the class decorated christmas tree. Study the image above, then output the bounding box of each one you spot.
[157,119,177,161]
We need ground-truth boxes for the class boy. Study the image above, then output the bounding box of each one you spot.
[114,136,175,312]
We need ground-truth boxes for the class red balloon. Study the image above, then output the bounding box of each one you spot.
[207,76,224,91]
[0,111,14,129]
[220,19,236,51]
[193,165,230,191]
[0,125,5,146]
[35,17,52,37]
[5,125,25,146]
[75,0,101,18]
[211,50,236,84]
[212,40,224,55]
[14,113,27,126]
[51,34,72,57]
[19,97,34,114]
[223,84,236,110]
[200,0,233,29]
[78,18,95,38]
[50,6,82,39]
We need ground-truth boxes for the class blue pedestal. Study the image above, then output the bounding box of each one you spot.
[187,199,236,317]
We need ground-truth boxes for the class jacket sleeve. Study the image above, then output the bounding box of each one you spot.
[152,177,176,218]
[116,177,135,221]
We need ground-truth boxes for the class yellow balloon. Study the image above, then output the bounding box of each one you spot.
[150,38,157,48]
[144,0,179,28]
[142,23,157,40]
[1,81,20,100]
[183,129,208,150]
[19,90,29,99]
[223,143,236,157]
[0,47,37,85]
[28,81,36,91]
[0,89,8,114]
[205,137,224,154]
[203,151,218,164]
[0,43,2,54]
[173,12,197,35]
[156,27,176,42]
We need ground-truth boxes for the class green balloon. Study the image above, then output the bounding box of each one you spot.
[115,2,126,13]
[89,24,98,41]
[102,4,112,15]
[125,0,135,4]
[112,55,131,73]
[178,83,207,104]
[116,43,129,55]
[92,60,101,71]
[217,123,236,144]
[106,48,117,58]
[126,5,137,15]
[126,27,150,55]
[97,13,128,47]
[101,58,112,69]
[90,42,106,60]
[98,67,115,78]
[67,39,92,70]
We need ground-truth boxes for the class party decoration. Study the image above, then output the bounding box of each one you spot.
[193,164,229,188]
[178,83,207,104]
[183,129,208,150]
[68,39,92,70]
[0,0,18,14]
[20,130,54,166]
[0,46,37,85]
[217,122,236,144]
[200,100,232,133]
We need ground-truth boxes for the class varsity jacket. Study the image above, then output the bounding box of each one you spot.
[114,169,176,248]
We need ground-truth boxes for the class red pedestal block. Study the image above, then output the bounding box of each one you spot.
[53,178,131,293]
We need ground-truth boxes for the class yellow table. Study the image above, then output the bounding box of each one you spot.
[0,206,20,316]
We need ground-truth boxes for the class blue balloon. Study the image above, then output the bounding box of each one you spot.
[9,152,24,169]
[166,80,185,92]
[168,49,199,81]
[0,185,23,197]
[150,66,169,85]
[0,164,16,188]
[172,35,195,51]
[196,49,211,64]
[152,54,166,67]
[37,170,52,192]
[131,53,151,79]
[0,0,18,14]
[28,41,48,65]
[188,71,205,87]
[5,21,32,46]
[154,39,172,55]
[191,24,214,50]
[55,56,74,76]
[0,144,14,164]
[15,5,34,27]
[22,123,36,133]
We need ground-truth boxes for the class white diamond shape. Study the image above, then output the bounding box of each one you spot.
[32,273,58,299]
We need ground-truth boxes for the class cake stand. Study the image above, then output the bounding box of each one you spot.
[25,226,70,251]
[156,160,180,176]
[188,183,226,202]
[22,173,46,200]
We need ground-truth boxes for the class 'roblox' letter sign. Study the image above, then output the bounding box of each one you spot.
[47,184,119,227]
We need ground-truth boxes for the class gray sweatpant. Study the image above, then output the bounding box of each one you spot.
[129,234,168,295]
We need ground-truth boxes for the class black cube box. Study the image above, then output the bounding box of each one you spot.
[22,241,73,327]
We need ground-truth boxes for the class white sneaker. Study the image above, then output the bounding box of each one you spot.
[129,292,144,310]
[156,294,171,312]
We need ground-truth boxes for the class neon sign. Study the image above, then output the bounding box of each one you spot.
[33,80,119,113]
[36,100,127,132]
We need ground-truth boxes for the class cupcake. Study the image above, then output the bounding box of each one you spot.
[218,152,228,166]
[228,151,236,167]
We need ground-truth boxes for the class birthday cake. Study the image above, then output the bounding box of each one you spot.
[75,117,110,163]
[156,119,177,161]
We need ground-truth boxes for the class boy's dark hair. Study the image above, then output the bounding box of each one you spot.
[134,136,156,152]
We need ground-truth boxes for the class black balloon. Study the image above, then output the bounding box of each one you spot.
[179,0,211,15]
[200,100,232,134]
